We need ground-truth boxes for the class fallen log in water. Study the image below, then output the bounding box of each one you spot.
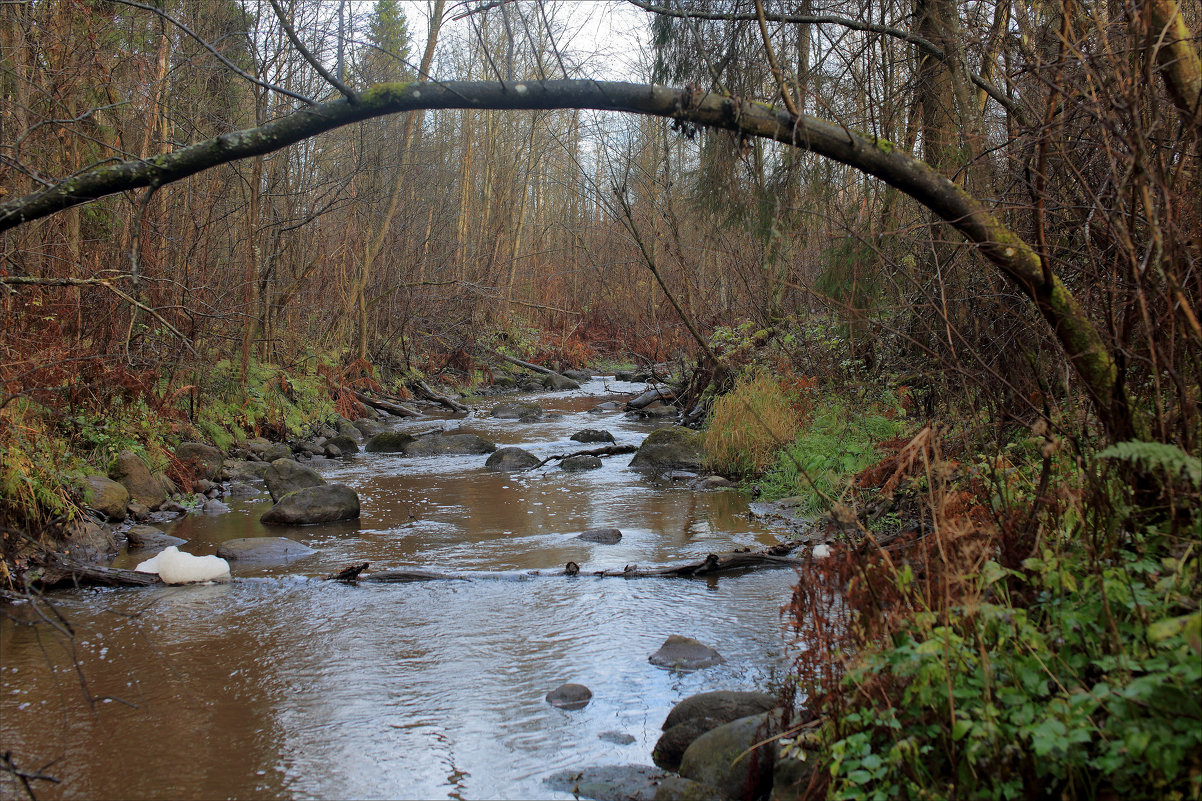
[531,444,637,469]
[40,558,161,588]
[326,544,803,585]
[353,390,421,417]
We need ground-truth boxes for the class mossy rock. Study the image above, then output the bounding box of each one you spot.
[365,431,417,453]
[629,427,705,472]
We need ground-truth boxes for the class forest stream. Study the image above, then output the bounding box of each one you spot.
[0,375,801,801]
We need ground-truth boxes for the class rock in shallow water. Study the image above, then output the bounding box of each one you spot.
[561,455,603,471]
[571,428,615,444]
[217,536,317,562]
[260,484,360,525]
[485,447,541,471]
[126,525,187,550]
[629,428,705,472]
[654,691,779,771]
[544,765,669,801]
[545,682,593,710]
[648,635,725,671]
[490,401,545,420]
[263,458,325,502]
[598,731,637,746]
[576,527,622,544]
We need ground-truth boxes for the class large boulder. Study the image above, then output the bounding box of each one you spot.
[222,459,271,482]
[365,431,417,453]
[678,713,779,801]
[77,475,128,521]
[263,458,326,502]
[260,484,360,525]
[354,418,389,438]
[648,635,725,671]
[563,369,593,382]
[630,428,705,472]
[490,401,545,420]
[654,691,779,771]
[571,429,615,444]
[404,432,496,456]
[175,442,223,480]
[485,447,541,471]
[217,536,317,562]
[542,373,582,391]
[109,450,167,509]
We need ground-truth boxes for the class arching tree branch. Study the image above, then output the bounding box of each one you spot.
[0,79,1129,438]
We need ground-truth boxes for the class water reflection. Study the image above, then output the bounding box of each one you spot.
[1,377,799,800]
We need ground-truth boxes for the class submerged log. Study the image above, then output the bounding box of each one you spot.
[353,390,421,417]
[532,444,638,469]
[324,562,370,582]
[323,544,802,585]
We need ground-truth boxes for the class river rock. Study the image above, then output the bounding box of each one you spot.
[770,755,818,801]
[77,475,129,521]
[599,731,637,746]
[107,451,167,509]
[403,432,497,456]
[227,482,259,497]
[629,401,679,419]
[485,447,541,471]
[589,401,624,414]
[336,421,364,443]
[654,691,779,771]
[563,369,593,382]
[323,443,343,458]
[126,525,187,550]
[542,373,581,391]
[678,712,778,801]
[328,434,359,454]
[175,442,223,480]
[614,370,637,382]
[202,499,231,515]
[546,683,593,710]
[491,401,544,420]
[217,536,317,562]
[561,455,603,471]
[577,527,622,544]
[571,429,615,444]
[544,765,669,801]
[365,431,417,453]
[62,519,117,564]
[354,418,389,438]
[690,475,734,490]
[223,459,270,482]
[653,777,724,801]
[260,484,360,525]
[127,501,151,520]
[649,635,725,671]
[630,428,705,472]
[264,458,326,502]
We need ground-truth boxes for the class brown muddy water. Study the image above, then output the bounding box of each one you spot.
[0,377,802,800]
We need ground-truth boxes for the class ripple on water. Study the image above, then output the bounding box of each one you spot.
[0,377,802,800]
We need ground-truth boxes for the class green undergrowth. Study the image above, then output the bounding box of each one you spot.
[190,357,338,449]
[760,395,907,511]
[807,537,1201,801]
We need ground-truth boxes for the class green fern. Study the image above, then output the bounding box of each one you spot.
[1099,441,1201,487]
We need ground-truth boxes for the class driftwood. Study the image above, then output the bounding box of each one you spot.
[532,444,638,469]
[410,380,470,413]
[41,558,161,588]
[325,544,803,585]
[491,351,558,376]
[324,562,370,582]
[353,390,421,417]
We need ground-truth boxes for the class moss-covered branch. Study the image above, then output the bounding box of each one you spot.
[0,79,1131,438]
